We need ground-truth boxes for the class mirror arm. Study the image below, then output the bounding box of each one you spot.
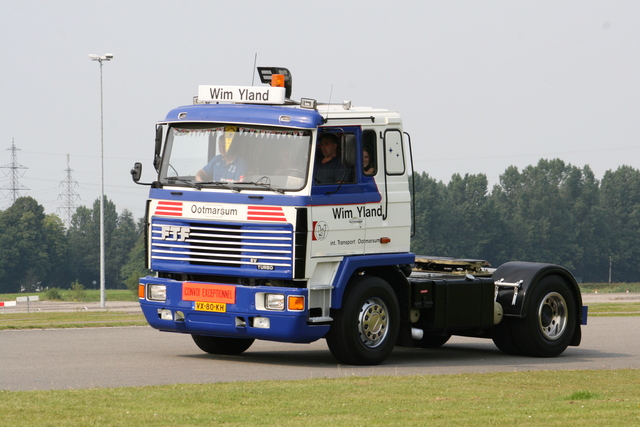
[130,162,155,186]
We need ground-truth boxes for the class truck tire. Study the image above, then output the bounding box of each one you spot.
[491,319,522,355]
[191,335,255,355]
[326,276,399,365]
[509,275,577,357]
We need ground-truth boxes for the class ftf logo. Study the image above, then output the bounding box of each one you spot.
[312,221,328,241]
[160,226,190,242]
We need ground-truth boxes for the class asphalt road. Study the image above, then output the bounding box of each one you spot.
[1,316,638,391]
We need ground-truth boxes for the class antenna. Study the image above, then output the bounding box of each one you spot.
[323,85,334,123]
[251,53,258,85]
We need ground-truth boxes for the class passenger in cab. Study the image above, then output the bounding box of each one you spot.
[363,148,376,175]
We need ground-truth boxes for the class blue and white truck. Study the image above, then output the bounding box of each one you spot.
[132,67,587,365]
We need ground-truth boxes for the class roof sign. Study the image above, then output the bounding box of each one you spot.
[197,85,286,105]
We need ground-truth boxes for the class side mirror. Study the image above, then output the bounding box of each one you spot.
[153,126,163,171]
[131,162,142,183]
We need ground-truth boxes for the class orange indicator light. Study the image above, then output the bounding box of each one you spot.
[288,296,305,311]
[138,284,145,299]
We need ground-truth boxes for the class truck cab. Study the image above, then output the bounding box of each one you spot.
[133,67,585,365]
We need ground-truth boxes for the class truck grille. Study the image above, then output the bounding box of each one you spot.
[150,219,293,273]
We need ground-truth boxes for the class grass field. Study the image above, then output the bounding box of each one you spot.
[0,289,145,330]
[0,311,147,330]
[0,370,638,426]
[579,282,640,293]
[586,302,640,317]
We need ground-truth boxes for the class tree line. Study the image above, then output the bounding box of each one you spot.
[0,158,638,293]
[0,196,146,294]
[411,159,640,283]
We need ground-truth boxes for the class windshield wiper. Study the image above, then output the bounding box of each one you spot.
[165,177,236,190]
[194,181,236,190]
[232,177,285,194]
[165,177,198,188]
[168,176,284,193]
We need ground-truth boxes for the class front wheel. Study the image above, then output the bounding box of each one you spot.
[191,335,255,355]
[510,275,577,357]
[326,276,399,365]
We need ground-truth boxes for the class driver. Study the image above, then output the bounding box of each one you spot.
[314,133,347,184]
[196,126,246,182]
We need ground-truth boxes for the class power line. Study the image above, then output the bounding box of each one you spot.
[1,138,29,207]
[57,154,81,227]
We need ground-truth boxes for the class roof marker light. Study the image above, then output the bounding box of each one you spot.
[257,67,292,98]
[271,74,285,88]
[300,98,317,109]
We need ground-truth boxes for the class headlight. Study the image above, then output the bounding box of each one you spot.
[265,294,285,311]
[147,284,167,301]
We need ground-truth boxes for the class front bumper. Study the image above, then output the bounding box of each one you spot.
[139,276,329,343]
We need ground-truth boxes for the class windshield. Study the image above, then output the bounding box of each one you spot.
[159,124,312,191]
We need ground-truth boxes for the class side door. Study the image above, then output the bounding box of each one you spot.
[363,128,411,253]
[309,129,365,256]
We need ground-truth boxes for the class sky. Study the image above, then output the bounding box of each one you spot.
[1,1,639,221]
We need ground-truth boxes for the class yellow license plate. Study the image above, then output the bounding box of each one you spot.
[195,302,227,313]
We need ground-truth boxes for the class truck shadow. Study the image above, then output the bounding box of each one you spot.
[180,339,629,372]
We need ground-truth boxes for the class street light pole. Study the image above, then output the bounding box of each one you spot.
[89,53,113,308]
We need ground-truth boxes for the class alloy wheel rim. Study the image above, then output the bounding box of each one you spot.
[538,292,568,340]
[357,297,389,348]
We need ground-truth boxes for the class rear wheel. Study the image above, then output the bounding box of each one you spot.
[326,276,399,365]
[492,318,522,355]
[191,335,255,355]
[510,275,577,357]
